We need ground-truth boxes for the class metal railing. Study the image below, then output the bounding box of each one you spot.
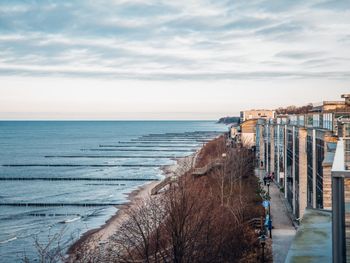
[331,138,350,263]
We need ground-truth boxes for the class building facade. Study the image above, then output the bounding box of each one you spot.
[256,95,350,219]
[240,109,275,123]
[240,119,258,147]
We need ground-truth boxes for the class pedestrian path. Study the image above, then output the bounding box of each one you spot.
[256,169,296,263]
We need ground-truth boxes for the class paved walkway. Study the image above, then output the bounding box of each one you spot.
[256,170,296,263]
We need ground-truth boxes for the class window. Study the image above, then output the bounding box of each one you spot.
[345,123,350,137]
[322,113,333,130]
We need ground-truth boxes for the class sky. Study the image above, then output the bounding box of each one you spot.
[0,0,349,120]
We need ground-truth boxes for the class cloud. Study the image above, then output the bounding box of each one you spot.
[0,0,349,81]
[275,51,325,60]
[313,0,350,11]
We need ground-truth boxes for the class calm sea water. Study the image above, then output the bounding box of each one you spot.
[0,121,226,262]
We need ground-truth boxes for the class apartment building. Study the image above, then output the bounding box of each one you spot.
[256,95,350,219]
[240,109,275,123]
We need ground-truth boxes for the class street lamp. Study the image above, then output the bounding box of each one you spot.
[259,234,266,263]
[266,182,272,238]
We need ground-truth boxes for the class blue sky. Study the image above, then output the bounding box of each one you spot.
[0,0,349,119]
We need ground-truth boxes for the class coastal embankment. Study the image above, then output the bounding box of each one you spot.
[69,135,268,262]
[68,153,197,261]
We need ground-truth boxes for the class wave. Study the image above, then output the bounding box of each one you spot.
[0,236,17,244]
[60,216,81,224]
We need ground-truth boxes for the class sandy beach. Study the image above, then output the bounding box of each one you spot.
[68,153,197,261]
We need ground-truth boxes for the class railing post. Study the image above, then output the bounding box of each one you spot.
[332,174,346,263]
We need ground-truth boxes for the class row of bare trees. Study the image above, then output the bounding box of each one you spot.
[26,136,267,263]
[23,137,268,263]
[275,104,313,114]
[72,137,265,263]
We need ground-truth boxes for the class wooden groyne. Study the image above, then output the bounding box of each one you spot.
[45,155,178,158]
[117,141,198,145]
[82,149,194,152]
[99,145,193,148]
[0,203,121,207]
[131,139,211,143]
[0,177,159,181]
[2,164,163,167]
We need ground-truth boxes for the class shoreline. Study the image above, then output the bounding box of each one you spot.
[67,180,158,256]
[67,153,197,260]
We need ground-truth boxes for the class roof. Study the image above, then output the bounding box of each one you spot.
[241,118,259,125]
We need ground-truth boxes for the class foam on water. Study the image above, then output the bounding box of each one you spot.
[0,121,226,262]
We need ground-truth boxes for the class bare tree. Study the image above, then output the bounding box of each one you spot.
[108,196,167,263]
[22,227,68,263]
[73,136,266,263]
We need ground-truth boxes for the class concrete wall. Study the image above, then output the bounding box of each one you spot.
[241,110,275,122]
[299,128,308,218]
[322,164,332,210]
[323,134,338,210]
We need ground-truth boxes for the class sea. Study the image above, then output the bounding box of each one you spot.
[0,121,227,262]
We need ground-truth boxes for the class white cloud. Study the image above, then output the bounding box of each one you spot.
[0,0,349,119]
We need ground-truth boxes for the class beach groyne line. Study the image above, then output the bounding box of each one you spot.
[2,164,163,168]
[130,139,211,142]
[138,136,215,139]
[81,149,195,152]
[0,203,121,207]
[0,177,159,181]
[28,213,81,217]
[117,141,199,145]
[144,132,222,136]
[98,145,195,148]
[45,155,178,158]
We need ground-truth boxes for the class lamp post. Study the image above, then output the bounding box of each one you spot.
[266,181,272,238]
[268,218,272,238]
[259,234,266,263]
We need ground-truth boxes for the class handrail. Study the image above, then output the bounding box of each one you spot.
[332,139,347,175]
[192,159,223,176]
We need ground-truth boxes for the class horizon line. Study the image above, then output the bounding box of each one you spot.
[0,119,223,122]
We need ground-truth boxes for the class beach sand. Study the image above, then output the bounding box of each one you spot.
[68,153,197,261]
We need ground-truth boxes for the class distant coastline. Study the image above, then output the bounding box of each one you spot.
[217,116,240,125]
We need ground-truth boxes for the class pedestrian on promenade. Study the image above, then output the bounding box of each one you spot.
[263,173,268,186]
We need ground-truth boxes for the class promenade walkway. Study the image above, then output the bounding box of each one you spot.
[256,169,296,263]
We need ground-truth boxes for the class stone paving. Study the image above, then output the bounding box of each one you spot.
[256,169,296,263]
